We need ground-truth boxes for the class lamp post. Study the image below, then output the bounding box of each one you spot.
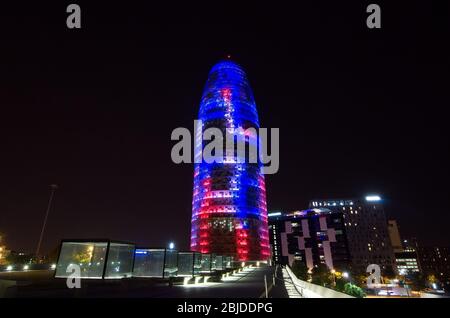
[343,271,352,285]
[35,184,58,260]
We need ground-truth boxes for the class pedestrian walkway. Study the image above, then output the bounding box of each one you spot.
[280,267,303,298]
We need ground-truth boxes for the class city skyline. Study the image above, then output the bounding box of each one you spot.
[1,2,449,255]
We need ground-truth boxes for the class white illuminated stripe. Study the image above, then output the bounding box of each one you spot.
[268,212,282,217]
[282,268,302,298]
[179,267,257,288]
[180,282,221,288]
[365,195,381,201]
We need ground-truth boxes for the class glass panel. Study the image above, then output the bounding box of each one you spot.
[200,253,211,273]
[211,254,217,270]
[132,249,165,278]
[164,249,178,277]
[224,256,234,269]
[193,252,202,276]
[211,254,223,270]
[55,242,107,279]
[177,252,194,277]
[223,256,229,269]
[104,243,135,278]
[215,255,224,270]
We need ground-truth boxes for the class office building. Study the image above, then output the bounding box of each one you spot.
[386,220,421,274]
[309,196,395,273]
[190,60,270,261]
[417,246,450,288]
[388,220,403,253]
[395,250,421,275]
[268,208,351,270]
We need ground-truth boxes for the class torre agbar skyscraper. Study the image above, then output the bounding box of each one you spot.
[191,60,270,261]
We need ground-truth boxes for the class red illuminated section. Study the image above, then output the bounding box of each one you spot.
[195,177,212,254]
[191,60,270,261]
[236,225,249,261]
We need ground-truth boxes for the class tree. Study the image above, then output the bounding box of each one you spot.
[311,264,333,287]
[426,274,440,289]
[74,250,92,264]
[427,274,437,284]
[344,283,366,298]
[5,252,34,265]
[335,277,347,292]
[407,272,427,291]
[291,260,309,281]
[382,266,396,280]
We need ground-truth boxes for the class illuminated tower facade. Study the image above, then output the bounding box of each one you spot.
[190,60,270,261]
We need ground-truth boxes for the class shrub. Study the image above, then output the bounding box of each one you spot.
[335,278,346,292]
[291,260,309,281]
[344,282,366,298]
[311,264,333,287]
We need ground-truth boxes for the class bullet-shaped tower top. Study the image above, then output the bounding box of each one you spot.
[199,60,259,128]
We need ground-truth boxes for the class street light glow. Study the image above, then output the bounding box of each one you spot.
[365,195,381,201]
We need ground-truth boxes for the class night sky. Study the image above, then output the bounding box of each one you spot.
[1,1,449,254]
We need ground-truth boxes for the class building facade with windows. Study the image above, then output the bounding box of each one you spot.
[395,250,420,275]
[268,209,351,271]
[417,246,450,289]
[388,220,403,253]
[308,196,395,273]
[387,220,421,275]
[190,60,270,261]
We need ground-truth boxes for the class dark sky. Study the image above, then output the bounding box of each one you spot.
[1,1,449,254]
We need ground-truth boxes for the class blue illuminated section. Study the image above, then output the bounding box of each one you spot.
[199,61,260,127]
[191,60,269,261]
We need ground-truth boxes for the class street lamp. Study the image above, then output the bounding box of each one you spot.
[35,184,58,260]
[169,242,175,250]
[343,272,349,279]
